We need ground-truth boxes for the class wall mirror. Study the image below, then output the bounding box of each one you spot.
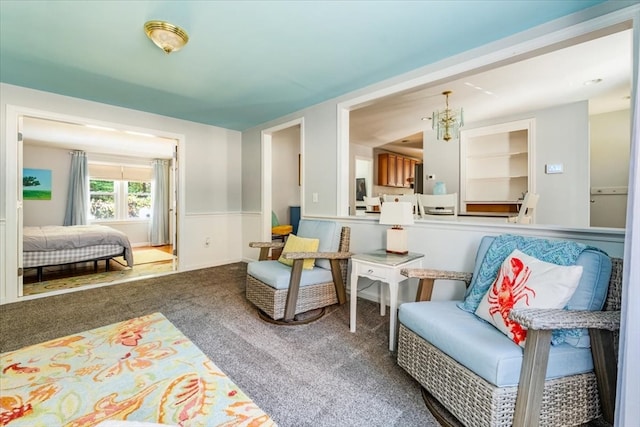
[345,24,633,229]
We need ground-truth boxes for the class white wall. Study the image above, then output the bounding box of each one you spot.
[423,127,460,196]
[22,144,69,226]
[1,83,243,304]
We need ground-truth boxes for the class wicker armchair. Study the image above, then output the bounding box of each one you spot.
[398,237,622,427]
[246,220,351,324]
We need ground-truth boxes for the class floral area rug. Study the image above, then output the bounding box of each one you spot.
[0,313,276,427]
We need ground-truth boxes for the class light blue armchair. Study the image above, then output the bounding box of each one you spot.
[246,219,351,324]
[398,235,622,427]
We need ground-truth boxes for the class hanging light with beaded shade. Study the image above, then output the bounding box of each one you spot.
[432,91,464,141]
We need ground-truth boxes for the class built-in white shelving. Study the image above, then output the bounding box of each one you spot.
[460,119,535,213]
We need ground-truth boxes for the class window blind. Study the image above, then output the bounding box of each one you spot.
[89,164,152,181]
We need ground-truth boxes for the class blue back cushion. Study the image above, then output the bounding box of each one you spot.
[297,219,342,270]
[464,236,494,299]
[465,235,612,347]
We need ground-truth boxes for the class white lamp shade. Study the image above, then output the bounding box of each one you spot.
[379,202,414,226]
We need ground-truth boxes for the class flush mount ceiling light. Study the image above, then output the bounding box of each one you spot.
[144,20,189,54]
[432,90,464,142]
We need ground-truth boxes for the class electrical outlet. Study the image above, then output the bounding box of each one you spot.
[312,193,318,202]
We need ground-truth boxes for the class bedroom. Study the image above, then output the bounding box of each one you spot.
[20,115,178,295]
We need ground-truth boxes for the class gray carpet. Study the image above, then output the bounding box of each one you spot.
[1,263,439,427]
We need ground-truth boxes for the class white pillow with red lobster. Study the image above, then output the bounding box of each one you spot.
[475,249,583,347]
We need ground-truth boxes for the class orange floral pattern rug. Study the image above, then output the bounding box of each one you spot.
[0,313,276,427]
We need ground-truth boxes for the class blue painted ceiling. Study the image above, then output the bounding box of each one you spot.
[0,1,609,131]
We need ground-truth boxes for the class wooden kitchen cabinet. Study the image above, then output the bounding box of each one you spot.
[378,153,418,188]
[378,153,397,186]
[403,158,415,188]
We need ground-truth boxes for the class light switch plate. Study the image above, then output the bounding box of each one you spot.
[545,163,563,174]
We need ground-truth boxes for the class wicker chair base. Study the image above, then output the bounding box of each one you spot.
[422,387,463,427]
[246,274,338,320]
[257,307,326,325]
[397,324,601,427]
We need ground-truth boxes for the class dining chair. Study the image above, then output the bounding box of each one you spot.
[417,193,458,217]
[507,193,540,224]
[363,195,382,212]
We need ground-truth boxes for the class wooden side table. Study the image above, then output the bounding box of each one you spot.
[350,250,424,351]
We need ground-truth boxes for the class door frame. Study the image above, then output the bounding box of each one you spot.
[261,118,304,242]
[4,104,185,302]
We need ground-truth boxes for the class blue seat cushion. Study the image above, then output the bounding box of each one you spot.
[461,235,612,347]
[399,301,594,387]
[297,219,342,270]
[247,260,334,290]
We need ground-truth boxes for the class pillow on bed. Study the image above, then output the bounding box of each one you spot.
[475,249,583,347]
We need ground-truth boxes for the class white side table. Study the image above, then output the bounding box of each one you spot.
[350,250,424,351]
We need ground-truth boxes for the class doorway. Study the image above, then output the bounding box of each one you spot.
[261,119,303,242]
[10,107,182,299]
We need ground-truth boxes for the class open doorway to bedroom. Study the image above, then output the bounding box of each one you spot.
[17,112,180,298]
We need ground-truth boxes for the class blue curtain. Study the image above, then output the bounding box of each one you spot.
[63,151,88,226]
[150,159,170,246]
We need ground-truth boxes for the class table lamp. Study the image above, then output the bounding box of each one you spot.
[379,201,414,254]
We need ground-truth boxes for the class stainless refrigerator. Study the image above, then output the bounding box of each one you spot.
[414,163,424,194]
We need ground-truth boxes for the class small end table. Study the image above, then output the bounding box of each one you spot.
[350,250,424,351]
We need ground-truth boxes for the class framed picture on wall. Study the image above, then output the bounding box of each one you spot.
[23,168,52,200]
[356,178,366,201]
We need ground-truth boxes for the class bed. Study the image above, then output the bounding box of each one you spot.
[23,225,134,282]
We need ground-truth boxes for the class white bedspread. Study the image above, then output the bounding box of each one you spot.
[23,225,134,267]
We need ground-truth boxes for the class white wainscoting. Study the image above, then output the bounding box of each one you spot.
[241,212,264,262]
[179,212,244,271]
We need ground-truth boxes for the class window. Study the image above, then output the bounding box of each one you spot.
[90,179,116,220]
[89,179,152,221]
[128,181,151,219]
[88,163,153,221]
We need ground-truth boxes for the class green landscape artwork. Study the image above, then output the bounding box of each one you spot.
[23,168,52,200]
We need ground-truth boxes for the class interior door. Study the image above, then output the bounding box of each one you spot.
[171,145,178,259]
[17,115,24,296]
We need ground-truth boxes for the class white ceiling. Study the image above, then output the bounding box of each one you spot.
[22,117,176,159]
[351,27,632,158]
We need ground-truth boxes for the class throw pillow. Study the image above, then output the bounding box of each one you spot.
[277,234,319,270]
[475,249,583,347]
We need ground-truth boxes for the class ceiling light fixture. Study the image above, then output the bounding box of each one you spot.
[432,91,464,142]
[144,20,189,54]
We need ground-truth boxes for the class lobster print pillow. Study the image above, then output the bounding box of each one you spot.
[475,249,583,347]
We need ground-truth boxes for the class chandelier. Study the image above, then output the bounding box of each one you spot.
[432,90,464,141]
[144,21,189,54]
